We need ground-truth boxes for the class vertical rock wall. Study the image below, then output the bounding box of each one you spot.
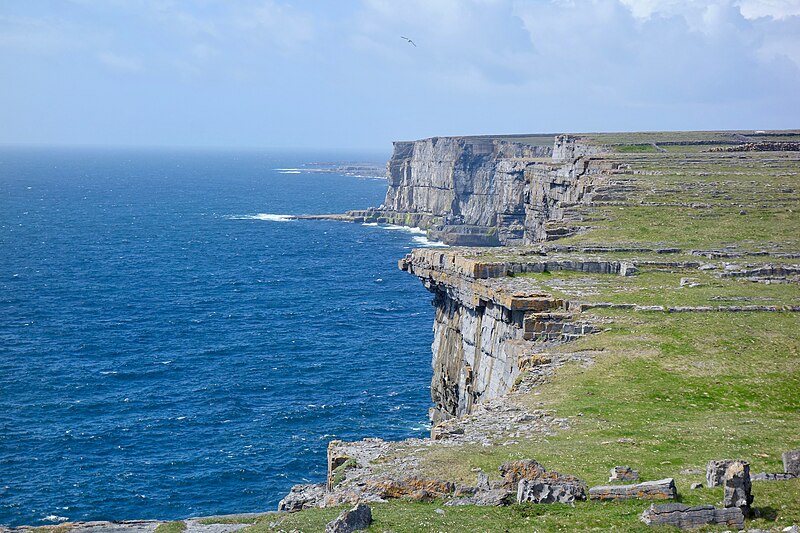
[382,135,604,245]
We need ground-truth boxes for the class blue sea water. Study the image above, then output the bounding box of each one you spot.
[0,147,436,527]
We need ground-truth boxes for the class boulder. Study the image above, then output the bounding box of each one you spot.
[325,503,372,533]
[722,460,752,516]
[706,459,735,487]
[784,450,800,476]
[517,472,587,504]
[588,478,677,501]
[277,483,325,512]
[640,503,744,530]
[608,466,639,482]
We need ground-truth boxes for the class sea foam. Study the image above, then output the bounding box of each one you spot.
[226,214,295,222]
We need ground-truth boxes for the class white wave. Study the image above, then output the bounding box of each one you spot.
[362,222,379,226]
[226,214,295,222]
[42,515,69,523]
[274,168,302,171]
[412,235,448,247]
[100,371,118,375]
[278,170,301,174]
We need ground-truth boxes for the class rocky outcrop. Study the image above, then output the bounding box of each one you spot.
[640,503,744,530]
[373,135,611,245]
[588,478,677,501]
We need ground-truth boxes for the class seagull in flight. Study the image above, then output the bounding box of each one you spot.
[401,36,417,47]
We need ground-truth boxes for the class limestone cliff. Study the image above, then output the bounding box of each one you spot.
[399,249,622,424]
[352,135,613,245]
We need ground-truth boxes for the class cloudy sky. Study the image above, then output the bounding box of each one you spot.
[1,0,799,150]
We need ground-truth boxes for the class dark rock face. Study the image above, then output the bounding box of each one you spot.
[608,466,639,482]
[325,503,372,533]
[784,450,800,476]
[588,478,677,501]
[277,483,325,512]
[722,460,753,516]
[706,459,735,487]
[640,503,744,530]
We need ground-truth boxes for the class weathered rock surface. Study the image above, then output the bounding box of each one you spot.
[325,503,372,533]
[588,478,677,501]
[608,466,640,482]
[784,450,800,476]
[446,488,515,507]
[640,503,744,530]
[707,459,735,487]
[277,483,325,512]
[723,460,753,516]
[517,472,588,504]
[378,135,611,245]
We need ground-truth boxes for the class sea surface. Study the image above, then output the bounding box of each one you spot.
[0,147,437,526]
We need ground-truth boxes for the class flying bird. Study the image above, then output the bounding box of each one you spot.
[401,36,417,47]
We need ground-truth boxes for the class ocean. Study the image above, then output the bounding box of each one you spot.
[0,147,436,527]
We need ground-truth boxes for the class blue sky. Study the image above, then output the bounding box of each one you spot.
[1,0,799,150]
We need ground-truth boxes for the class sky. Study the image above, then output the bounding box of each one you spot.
[1,0,799,150]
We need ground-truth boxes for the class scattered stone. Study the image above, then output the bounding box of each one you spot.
[325,503,372,533]
[690,482,703,489]
[751,472,797,481]
[608,466,639,482]
[722,460,753,516]
[784,450,800,476]
[589,478,676,501]
[433,508,445,515]
[640,503,744,530]
[278,483,325,512]
[498,459,546,488]
[707,459,735,487]
[783,526,800,533]
[517,472,587,504]
[679,277,703,287]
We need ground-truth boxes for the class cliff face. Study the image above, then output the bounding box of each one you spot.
[376,135,607,245]
[399,249,612,424]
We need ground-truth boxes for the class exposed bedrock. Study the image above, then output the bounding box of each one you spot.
[400,249,599,425]
[373,135,613,245]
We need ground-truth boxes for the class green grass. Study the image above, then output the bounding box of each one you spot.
[615,144,658,153]
[517,267,800,307]
[565,205,800,250]
[154,521,187,533]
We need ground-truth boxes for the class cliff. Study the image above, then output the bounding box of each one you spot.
[349,134,615,245]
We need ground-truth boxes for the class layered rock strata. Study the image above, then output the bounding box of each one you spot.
[353,135,616,245]
[399,248,603,424]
